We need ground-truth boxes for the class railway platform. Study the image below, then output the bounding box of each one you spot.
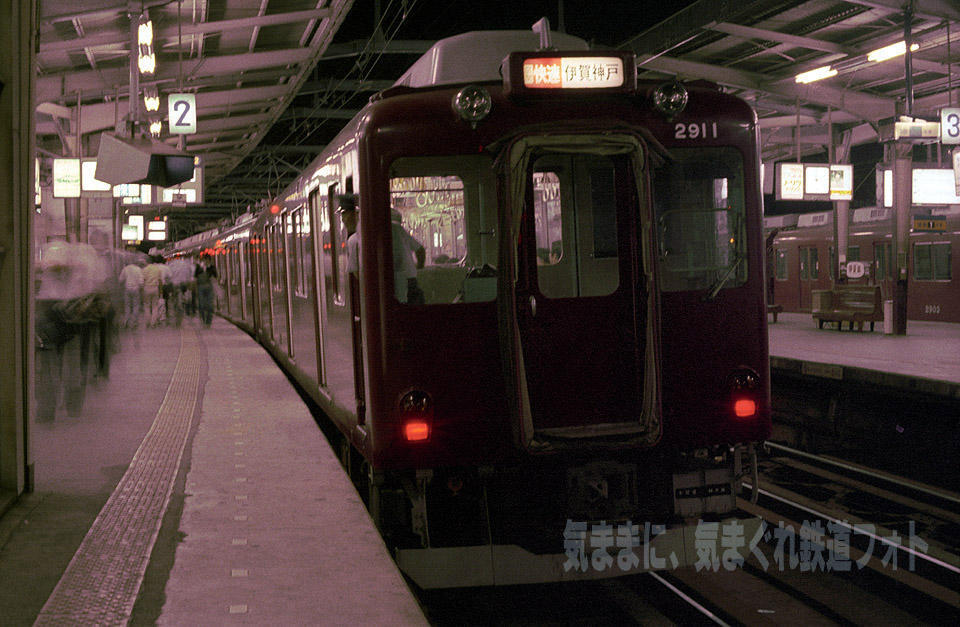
[768,312,960,394]
[0,317,426,626]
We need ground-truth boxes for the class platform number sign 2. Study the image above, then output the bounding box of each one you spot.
[941,108,960,145]
[168,93,197,135]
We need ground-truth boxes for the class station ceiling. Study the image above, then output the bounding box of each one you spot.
[34,0,960,238]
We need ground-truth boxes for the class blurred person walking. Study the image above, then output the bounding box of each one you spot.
[195,260,218,327]
[118,259,144,329]
[141,256,169,327]
[166,256,194,326]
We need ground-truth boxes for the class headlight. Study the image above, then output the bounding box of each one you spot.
[652,81,688,117]
[452,85,492,128]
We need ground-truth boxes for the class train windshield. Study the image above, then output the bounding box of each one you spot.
[389,155,498,304]
[652,147,747,293]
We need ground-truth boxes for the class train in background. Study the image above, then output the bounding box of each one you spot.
[766,207,959,322]
[169,28,771,588]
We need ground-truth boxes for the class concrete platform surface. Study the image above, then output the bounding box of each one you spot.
[768,312,960,386]
[0,317,426,626]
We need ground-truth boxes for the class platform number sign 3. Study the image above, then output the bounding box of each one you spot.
[941,108,960,145]
[168,93,197,135]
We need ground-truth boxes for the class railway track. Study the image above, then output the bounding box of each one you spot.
[418,444,960,625]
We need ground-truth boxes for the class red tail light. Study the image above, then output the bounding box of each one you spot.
[733,398,757,418]
[404,420,430,442]
[729,368,761,419]
[399,390,432,443]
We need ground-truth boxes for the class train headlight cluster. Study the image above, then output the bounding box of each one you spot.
[652,81,688,118]
[452,85,492,128]
[399,390,433,442]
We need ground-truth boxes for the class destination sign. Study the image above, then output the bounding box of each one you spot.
[503,51,637,97]
[912,216,947,232]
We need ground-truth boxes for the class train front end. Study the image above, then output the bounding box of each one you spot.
[354,32,771,588]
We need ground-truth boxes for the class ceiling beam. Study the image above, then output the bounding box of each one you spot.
[840,0,960,22]
[708,22,846,54]
[39,9,333,55]
[619,0,771,55]
[637,54,895,122]
[37,48,313,102]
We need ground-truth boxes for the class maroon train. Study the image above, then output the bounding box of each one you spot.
[172,30,771,588]
[767,208,958,322]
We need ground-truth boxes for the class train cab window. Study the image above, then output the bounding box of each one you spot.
[653,147,747,292]
[775,249,788,280]
[914,242,951,280]
[847,246,860,262]
[531,155,620,298]
[388,155,497,304]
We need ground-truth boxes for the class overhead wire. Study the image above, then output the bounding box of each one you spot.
[276,0,420,146]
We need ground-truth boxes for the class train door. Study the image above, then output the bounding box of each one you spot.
[798,245,819,310]
[873,239,893,297]
[513,142,653,437]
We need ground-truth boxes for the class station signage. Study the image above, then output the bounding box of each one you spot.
[81,159,112,193]
[147,218,167,241]
[940,108,960,145]
[121,224,139,241]
[912,215,947,232]
[954,148,960,195]
[127,215,144,241]
[168,93,197,134]
[880,167,960,206]
[52,158,81,198]
[775,163,852,201]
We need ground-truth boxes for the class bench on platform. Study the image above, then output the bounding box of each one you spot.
[812,285,883,331]
[767,304,784,323]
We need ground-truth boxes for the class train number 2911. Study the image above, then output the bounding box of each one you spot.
[675,122,718,140]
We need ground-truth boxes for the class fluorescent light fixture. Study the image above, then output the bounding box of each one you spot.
[138,15,155,75]
[137,16,153,46]
[867,41,919,63]
[138,46,155,74]
[795,65,838,84]
[143,87,160,112]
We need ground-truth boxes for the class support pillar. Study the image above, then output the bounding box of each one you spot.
[892,143,912,335]
[0,0,37,499]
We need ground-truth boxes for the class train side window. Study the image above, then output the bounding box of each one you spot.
[775,249,788,280]
[388,155,497,304]
[914,242,951,280]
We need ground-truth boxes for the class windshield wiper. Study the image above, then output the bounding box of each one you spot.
[702,253,744,301]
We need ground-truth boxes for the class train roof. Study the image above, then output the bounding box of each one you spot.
[392,30,589,89]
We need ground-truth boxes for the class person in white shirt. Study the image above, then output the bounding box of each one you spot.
[118,261,144,328]
[390,209,425,304]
